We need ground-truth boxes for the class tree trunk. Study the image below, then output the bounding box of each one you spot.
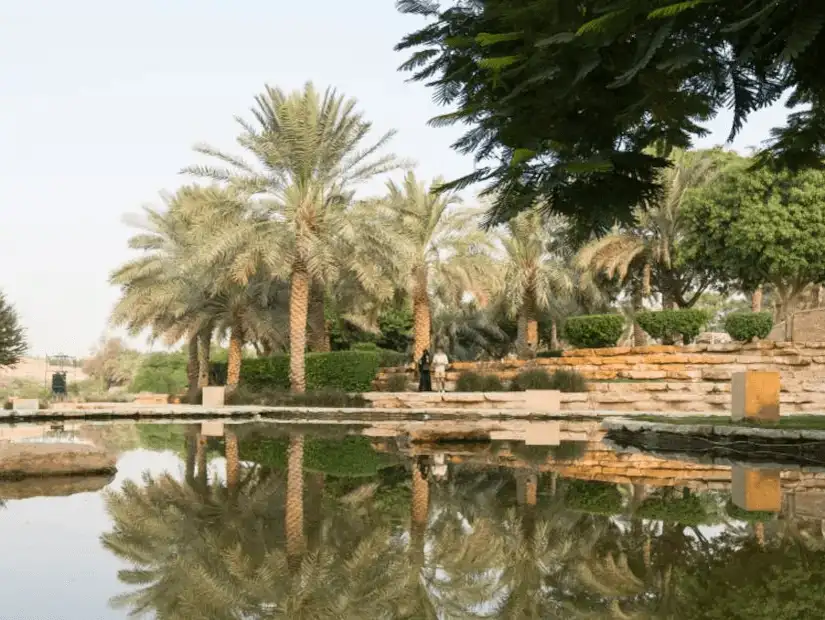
[184,427,197,486]
[186,334,199,403]
[286,433,305,572]
[411,458,429,559]
[197,328,212,389]
[289,265,310,393]
[226,324,243,393]
[224,430,239,496]
[517,291,538,358]
[632,284,647,347]
[751,286,763,313]
[549,471,558,497]
[412,268,431,364]
[550,320,559,350]
[196,433,208,490]
[307,281,330,352]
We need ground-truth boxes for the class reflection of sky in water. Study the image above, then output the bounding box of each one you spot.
[0,449,184,620]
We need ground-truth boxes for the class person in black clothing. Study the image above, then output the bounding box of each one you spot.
[418,349,432,392]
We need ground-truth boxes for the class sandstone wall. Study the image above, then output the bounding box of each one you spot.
[767,308,825,342]
[375,341,825,412]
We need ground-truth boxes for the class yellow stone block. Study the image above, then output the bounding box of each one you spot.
[731,467,781,512]
[731,371,780,421]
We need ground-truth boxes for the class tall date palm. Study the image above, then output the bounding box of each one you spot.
[184,82,398,392]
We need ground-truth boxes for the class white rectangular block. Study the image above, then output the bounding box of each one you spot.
[524,421,561,446]
[201,420,225,437]
[202,386,226,408]
[12,399,39,412]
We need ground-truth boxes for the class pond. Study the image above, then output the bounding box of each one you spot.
[1,418,824,619]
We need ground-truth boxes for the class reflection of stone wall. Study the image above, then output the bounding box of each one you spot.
[375,341,825,412]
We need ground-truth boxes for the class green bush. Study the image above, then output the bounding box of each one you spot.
[130,352,188,394]
[563,314,624,348]
[564,480,623,514]
[636,309,711,345]
[510,369,554,391]
[536,350,563,358]
[352,342,408,368]
[385,373,410,392]
[637,492,710,525]
[725,500,777,523]
[455,371,505,392]
[226,386,367,408]
[549,369,588,393]
[211,350,380,392]
[724,311,774,342]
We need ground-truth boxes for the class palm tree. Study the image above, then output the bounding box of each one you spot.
[576,149,723,345]
[379,172,496,362]
[184,82,398,393]
[499,210,579,356]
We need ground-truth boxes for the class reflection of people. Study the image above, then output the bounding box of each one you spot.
[418,349,432,392]
[432,349,449,393]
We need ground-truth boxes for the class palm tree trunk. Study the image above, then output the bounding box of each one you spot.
[517,292,538,357]
[286,433,305,571]
[186,334,199,403]
[289,265,310,393]
[752,286,763,312]
[197,328,212,389]
[185,427,197,486]
[307,281,330,352]
[224,429,239,496]
[411,458,429,562]
[226,324,243,392]
[412,268,431,363]
[632,284,647,347]
[550,320,559,350]
[196,433,208,490]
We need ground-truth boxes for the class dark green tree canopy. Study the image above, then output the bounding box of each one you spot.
[682,161,825,307]
[0,291,26,368]
[396,0,825,228]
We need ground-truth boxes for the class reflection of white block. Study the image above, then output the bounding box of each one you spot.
[524,422,561,446]
[490,431,526,441]
[12,399,39,412]
[201,421,225,437]
[202,386,225,407]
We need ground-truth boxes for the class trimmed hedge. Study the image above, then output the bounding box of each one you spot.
[455,371,505,392]
[636,309,710,345]
[724,311,774,342]
[563,314,625,348]
[211,350,380,392]
[351,342,408,368]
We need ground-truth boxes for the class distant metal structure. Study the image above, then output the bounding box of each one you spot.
[44,354,78,400]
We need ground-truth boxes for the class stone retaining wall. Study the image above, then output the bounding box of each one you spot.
[376,341,825,413]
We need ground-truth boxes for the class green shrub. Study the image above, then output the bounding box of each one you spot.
[636,309,711,345]
[352,342,408,368]
[564,480,623,514]
[211,350,380,392]
[455,371,505,392]
[510,369,554,391]
[725,500,777,523]
[724,311,774,342]
[536,350,563,358]
[226,386,367,408]
[385,373,410,392]
[637,492,710,525]
[563,314,624,348]
[549,369,588,393]
[129,352,188,394]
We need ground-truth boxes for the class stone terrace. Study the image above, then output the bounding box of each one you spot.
[376,341,825,413]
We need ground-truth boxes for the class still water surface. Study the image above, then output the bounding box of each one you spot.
[1,419,824,619]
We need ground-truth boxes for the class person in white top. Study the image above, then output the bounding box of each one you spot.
[432,349,449,393]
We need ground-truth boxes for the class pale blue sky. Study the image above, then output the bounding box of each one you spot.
[0,0,790,357]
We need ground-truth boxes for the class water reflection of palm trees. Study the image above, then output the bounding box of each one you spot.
[103,425,825,619]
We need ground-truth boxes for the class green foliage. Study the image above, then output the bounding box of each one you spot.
[636,309,710,345]
[636,491,709,525]
[563,314,624,348]
[376,306,414,352]
[693,292,753,332]
[240,435,398,477]
[563,480,623,515]
[351,342,407,368]
[725,312,774,342]
[725,501,777,524]
[396,0,825,229]
[226,386,367,408]
[384,373,410,392]
[548,369,588,393]
[83,338,143,389]
[0,291,26,368]
[510,369,554,391]
[683,164,825,297]
[129,352,188,395]
[536,350,563,358]
[455,371,505,392]
[213,351,380,392]
[137,424,188,454]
